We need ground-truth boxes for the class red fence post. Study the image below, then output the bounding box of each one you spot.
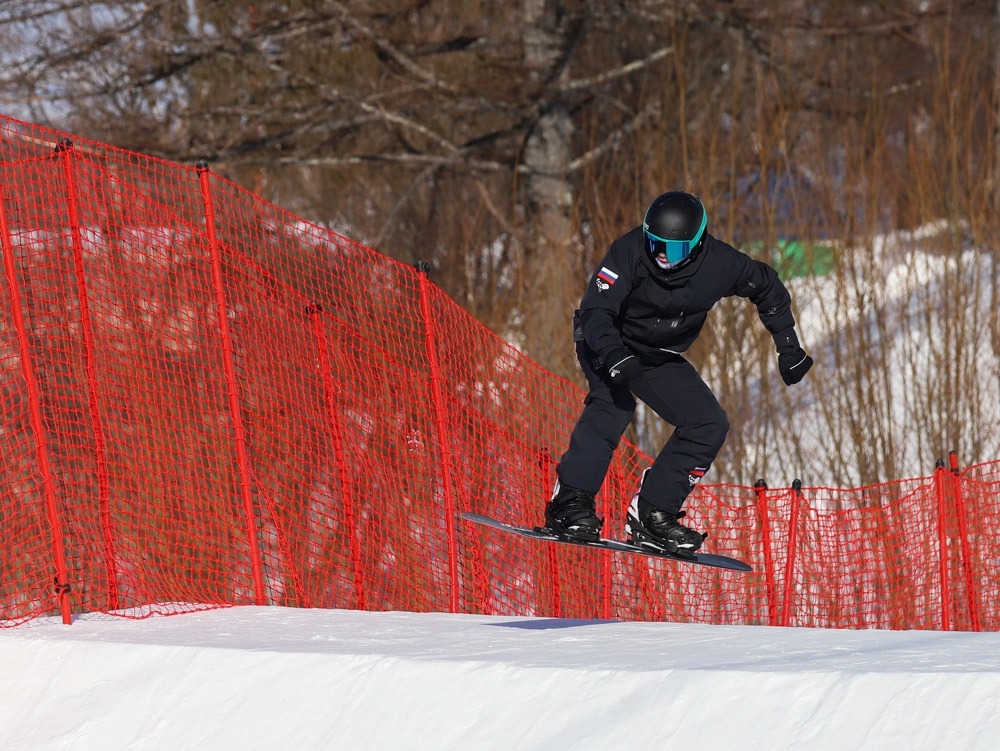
[754,479,778,626]
[57,141,119,611]
[950,451,981,631]
[599,478,615,620]
[933,458,952,631]
[547,546,562,618]
[197,161,266,606]
[0,181,73,624]
[415,263,460,613]
[780,480,803,627]
[307,304,365,609]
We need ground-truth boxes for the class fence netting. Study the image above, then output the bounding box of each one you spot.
[1,114,998,630]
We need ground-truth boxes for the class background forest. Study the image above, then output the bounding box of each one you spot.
[1,0,999,487]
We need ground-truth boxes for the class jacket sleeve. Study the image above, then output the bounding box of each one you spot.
[731,252,800,353]
[577,240,634,362]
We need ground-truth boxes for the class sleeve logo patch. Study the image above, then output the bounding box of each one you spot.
[596,266,618,292]
[688,467,708,486]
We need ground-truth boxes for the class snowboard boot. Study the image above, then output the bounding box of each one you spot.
[544,481,603,542]
[625,495,707,558]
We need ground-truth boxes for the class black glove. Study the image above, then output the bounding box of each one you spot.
[607,351,644,386]
[778,348,813,386]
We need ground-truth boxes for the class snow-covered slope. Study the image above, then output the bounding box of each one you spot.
[3,607,1000,750]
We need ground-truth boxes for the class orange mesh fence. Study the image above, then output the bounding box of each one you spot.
[1,114,998,630]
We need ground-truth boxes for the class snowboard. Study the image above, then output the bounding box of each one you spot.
[460,512,752,572]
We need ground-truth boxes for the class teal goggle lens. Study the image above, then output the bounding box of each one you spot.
[646,233,696,263]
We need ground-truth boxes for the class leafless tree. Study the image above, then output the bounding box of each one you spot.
[2,0,999,484]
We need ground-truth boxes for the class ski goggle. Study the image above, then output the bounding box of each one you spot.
[644,212,708,263]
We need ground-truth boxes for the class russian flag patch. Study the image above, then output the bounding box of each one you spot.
[595,266,618,291]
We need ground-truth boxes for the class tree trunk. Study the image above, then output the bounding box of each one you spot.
[520,0,579,379]
[992,0,1000,358]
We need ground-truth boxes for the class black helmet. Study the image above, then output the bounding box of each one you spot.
[642,191,708,266]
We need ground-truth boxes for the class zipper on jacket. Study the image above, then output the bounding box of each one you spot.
[669,294,689,329]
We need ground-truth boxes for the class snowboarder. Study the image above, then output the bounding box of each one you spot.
[545,191,813,556]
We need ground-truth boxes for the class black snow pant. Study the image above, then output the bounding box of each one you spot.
[556,341,730,514]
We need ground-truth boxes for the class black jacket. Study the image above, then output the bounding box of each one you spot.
[577,227,799,367]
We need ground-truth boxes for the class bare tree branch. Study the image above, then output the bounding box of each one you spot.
[324,0,465,95]
[558,45,673,92]
[568,100,660,173]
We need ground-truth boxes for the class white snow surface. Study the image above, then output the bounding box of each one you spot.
[3,607,1000,750]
